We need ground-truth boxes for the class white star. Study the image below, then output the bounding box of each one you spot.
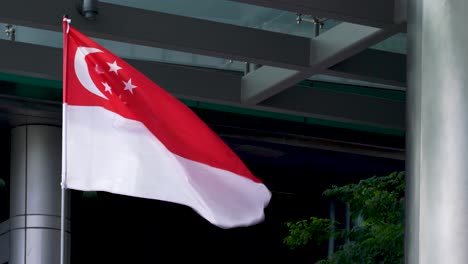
[123,79,137,94]
[107,60,122,75]
[102,82,112,94]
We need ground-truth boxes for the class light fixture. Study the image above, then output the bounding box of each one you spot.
[77,0,99,21]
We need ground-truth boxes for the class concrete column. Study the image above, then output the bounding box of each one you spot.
[9,125,70,264]
[406,0,468,262]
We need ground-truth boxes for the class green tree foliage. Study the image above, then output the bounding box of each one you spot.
[284,171,405,264]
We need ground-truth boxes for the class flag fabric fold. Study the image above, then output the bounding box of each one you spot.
[62,21,271,228]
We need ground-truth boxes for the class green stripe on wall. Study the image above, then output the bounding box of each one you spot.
[0,73,61,89]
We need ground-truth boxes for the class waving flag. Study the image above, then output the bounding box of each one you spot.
[62,20,271,228]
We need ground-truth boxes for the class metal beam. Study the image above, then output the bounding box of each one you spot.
[230,0,400,28]
[259,85,404,129]
[0,40,404,130]
[0,0,310,70]
[325,49,406,88]
[241,23,404,104]
[223,134,405,160]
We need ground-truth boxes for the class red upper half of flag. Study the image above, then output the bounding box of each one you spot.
[63,24,261,183]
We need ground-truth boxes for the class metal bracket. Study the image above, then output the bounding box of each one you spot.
[296,14,328,37]
[5,24,15,41]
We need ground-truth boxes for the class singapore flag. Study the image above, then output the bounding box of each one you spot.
[62,20,271,228]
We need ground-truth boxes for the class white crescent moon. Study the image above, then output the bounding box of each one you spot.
[74,47,108,100]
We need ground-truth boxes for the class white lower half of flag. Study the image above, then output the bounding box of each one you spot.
[64,105,271,228]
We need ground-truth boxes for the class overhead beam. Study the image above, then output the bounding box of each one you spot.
[241,23,404,104]
[259,85,404,129]
[230,0,400,28]
[223,134,405,160]
[0,40,404,130]
[0,0,310,70]
[325,49,406,88]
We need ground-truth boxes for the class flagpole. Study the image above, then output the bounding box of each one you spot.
[60,186,67,264]
[60,15,71,264]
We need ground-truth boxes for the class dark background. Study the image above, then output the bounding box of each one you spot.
[0,108,405,263]
[70,109,405,263]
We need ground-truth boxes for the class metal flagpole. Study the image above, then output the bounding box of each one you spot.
[60,185,67,264]
[60,15,71,264]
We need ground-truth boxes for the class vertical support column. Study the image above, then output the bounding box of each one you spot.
[406,0,468,263]
[9,125,70,264]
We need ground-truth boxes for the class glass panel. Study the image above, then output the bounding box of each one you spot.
[0,23,61,47]
[371,33,406,54]
[0,23,245,71]
[100,0,339,37]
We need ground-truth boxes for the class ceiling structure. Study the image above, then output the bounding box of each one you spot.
[0,0,407,133]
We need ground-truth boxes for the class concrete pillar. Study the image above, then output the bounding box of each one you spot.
[406,0,468,262]
[9,125,70,264]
